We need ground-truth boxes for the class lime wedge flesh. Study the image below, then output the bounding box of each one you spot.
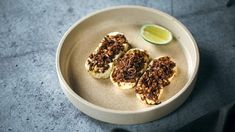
[141,24,173,45]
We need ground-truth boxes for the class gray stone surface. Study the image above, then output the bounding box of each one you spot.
[0,0,235,131]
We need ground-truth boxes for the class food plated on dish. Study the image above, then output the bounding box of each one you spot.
[135,56,176,105]
[110,48,150,90]
[56,6,199,124]
[86,32,177,105]
[85,32,130,78]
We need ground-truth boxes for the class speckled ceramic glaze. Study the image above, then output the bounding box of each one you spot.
[56,6,199,124]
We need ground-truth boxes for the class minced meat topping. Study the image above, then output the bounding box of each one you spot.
[111,50,149,83]
[135,56,176,104]
[87,34,128,73]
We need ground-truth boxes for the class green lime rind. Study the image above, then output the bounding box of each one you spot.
[140,24,173,45]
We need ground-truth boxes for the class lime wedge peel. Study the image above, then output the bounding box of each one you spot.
[140,24,173,45]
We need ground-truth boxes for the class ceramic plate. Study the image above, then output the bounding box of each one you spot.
[56,6,199,124]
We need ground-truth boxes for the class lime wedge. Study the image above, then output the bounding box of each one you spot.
[140,24,173,45]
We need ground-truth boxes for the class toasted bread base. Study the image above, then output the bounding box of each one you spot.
[136,57,177,105]
[110,48,150,89]
[85,32,129,79]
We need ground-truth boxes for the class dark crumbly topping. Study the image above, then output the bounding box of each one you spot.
[135,56,176,104]
[111,50,149,83]
[87,34,128,73]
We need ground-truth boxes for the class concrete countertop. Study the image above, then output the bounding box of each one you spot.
[0,0,235,131]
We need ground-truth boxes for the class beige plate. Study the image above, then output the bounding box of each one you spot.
[56,6,199,124]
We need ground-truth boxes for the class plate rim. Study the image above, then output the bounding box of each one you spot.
[56,5,200,114]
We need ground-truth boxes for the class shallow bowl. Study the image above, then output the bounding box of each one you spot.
[56,6,199,124]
